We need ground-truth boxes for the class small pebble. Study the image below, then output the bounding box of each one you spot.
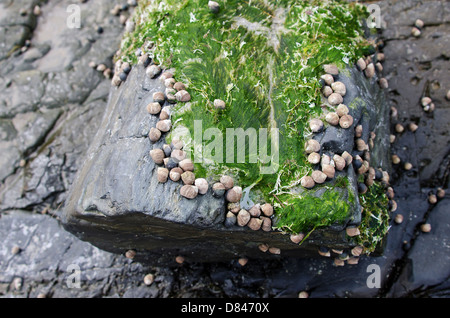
[180,185,199,199]
[139,54,151,67]
[164,78,176,88]
[341,151,353,166]
[390,200,398,212]
[258,244,269,253]
[408,123,418,132]
[404,162,413,171]
[351,246,363,257]
[356,138,367,151]
[415,19,424,29]
[333,154,346,171]
[33,5,41,16]
[11,246,21,255]
[260,217,272,232]
[334,258,345,267]
[358,183,367,194]
[421,97,432,107]
[171,149,186,162]
[347,257,359,265]
[318,246,330,257]
[144,274,155,286]
[228,202,240,213]
[96,64,107,72]
[160,106,171,120]
[375,62,383,72]
[147,102,161,115]
[395,123,404,133]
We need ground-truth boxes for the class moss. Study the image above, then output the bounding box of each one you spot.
[117,0,374,234]
[354,181,390,254]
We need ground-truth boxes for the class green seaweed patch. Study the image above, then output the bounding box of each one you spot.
[117,0,373,234]
[273,175,353,234]
[354,181,390,254]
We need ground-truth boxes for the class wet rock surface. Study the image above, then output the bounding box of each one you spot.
[1,0,449,297]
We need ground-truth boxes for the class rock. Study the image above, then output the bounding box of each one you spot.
[247,218,263,231]
[311,170,327,184]
[153,91,165,104]
[171,149,187,162]
[307,152,321,165]
[173,82,186,91]
[260,217,272,232]
[322,164,335,179]
[160,106,171,120]
[321,74,334,86]
[336,104,349,117]
[305,139,320,153]
[248,204,261,217]
[301,176,315,189]
[180,185,199,199]
[156,120,172,132]
[322,86,333,97]
[339,114,354,129]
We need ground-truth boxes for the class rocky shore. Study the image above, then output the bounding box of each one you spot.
[0,0,449,298]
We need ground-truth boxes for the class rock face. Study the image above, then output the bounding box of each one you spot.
[62,61,391,263]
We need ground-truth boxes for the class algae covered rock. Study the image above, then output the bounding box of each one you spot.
[62,0,391,263]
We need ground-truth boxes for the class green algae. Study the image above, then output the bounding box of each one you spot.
[353,181,390,254]
[117,0,373,234]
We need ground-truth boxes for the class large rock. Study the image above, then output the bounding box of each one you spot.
[62,1,391,264]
